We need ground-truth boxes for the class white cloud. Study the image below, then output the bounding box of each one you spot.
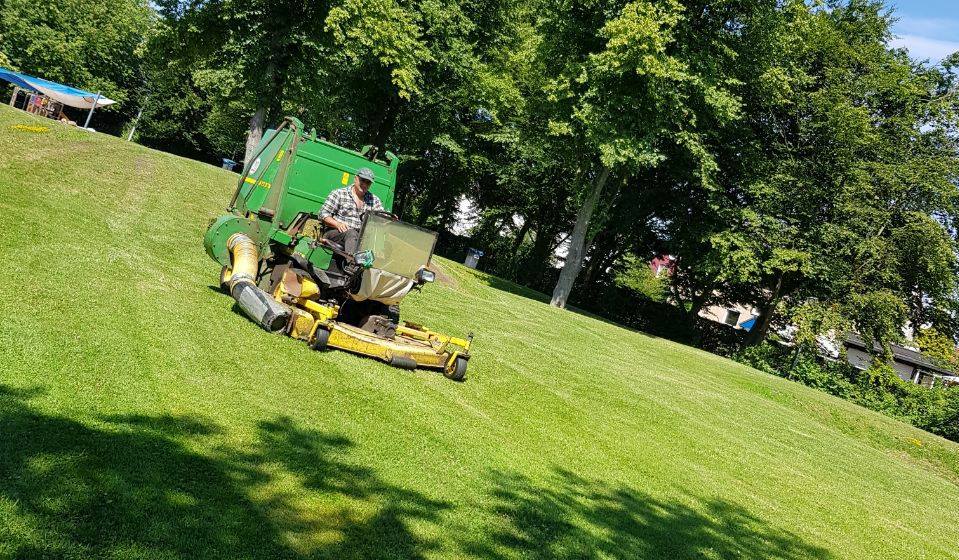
[890,34,959,62]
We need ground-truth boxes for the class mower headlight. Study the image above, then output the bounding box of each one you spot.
[416,268,435,283]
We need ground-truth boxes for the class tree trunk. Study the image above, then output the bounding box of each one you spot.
[510,218,532,256]
[241,51,291,164]
[369,94,400,150]
[682,278,717,346]
[582,235,619,289]
[550,165,610,308]
[393,183,409,218]
[438,196,458,231]
[520,221,553,287]
[746,272,785,346]
[244,105,267,164]
[909,290,925,335]
[688,288,711,321]
[581,241,603,288]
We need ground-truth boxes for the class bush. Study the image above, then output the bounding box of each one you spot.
[939,393,959,442]
[731,342,786,375]
[614,258,667,302]
[732,342,959,443]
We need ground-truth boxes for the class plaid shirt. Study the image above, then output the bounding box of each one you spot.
[318,187,384,230]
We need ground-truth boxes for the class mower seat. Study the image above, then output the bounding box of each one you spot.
[350,268,414,306]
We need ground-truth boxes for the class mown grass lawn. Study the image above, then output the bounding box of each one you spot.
[1,105,958,559]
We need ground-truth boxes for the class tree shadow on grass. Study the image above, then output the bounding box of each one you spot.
[0,385,447,559]
[462,469,834,560]
[235,416,450,559]
[0,385,834,559]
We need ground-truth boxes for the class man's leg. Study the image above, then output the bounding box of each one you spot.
[322,228,360,253]
[322,228,360,277]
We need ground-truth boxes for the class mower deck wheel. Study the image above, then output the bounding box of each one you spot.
[389,354,417,370]
[445,356,468,381]
[310,328,330,351]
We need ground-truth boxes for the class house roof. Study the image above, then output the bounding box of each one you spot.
[845,333,957,377]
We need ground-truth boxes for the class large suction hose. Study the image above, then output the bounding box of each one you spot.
[227,234,290,332]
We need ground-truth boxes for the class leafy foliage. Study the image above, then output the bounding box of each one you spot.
[916,328,959,372]
[0,48,15,70]
[614,257,666,302]
[0,0,153,131]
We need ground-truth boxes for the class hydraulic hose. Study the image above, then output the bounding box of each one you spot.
[227,233,259,287]
[227,233,290,332]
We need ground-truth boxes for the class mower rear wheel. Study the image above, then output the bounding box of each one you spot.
[444,356,468,381]
[309,328,330,351]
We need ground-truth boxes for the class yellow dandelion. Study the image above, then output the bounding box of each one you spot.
[11,124,49,133]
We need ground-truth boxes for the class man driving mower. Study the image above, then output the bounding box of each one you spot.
[319,167,383,254]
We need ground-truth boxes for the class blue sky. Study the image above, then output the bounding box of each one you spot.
[888,0,959,62]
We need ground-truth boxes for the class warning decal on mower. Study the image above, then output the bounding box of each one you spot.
[243,176,271,189]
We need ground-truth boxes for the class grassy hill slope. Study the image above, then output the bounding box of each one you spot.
[1,105,958,559]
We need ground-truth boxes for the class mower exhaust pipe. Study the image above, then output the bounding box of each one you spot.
[227,234,290,332]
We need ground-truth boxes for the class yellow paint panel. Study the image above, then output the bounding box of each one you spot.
[341,172,350,185]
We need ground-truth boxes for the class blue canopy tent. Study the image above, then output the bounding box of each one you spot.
[2,68,115,127]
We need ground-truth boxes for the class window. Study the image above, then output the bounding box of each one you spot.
[724,309,741,327]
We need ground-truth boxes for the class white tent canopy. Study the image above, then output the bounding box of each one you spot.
[1,68,115,109]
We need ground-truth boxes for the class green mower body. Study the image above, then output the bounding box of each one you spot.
[204,117,399,271]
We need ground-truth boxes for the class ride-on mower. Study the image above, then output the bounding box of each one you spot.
[203,117,472,380]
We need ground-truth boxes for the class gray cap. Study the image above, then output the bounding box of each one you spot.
[356,167,375,182]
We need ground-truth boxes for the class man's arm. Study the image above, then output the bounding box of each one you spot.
[319,190,349,232]
[323,216,349,233]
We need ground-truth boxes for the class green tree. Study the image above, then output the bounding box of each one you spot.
[143,0,527,185]
[149,0,433,162]
[916,328,959,372]
[0,46,15,70]
[594,0,814,332]
[656,0,958,355]
[615,256,666,302]
[507,0,745,308]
